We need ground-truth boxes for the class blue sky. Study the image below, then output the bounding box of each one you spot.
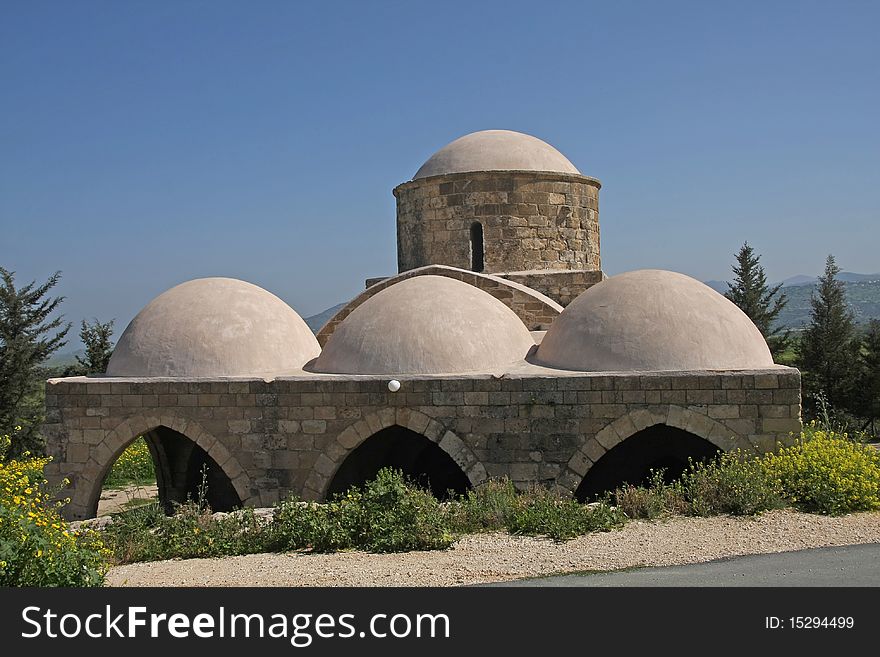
[2,0,878,347]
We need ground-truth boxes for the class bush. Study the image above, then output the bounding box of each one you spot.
[679,451,785,516]
[447,478,623,541]
[0,449,108,586]
[270,499,358,553]
[762,423,880,515]
[272,469,452,553]
[105,503,268,563]
[104,438,155,488]
[506,487,623,540]
[612,470,688,520]
[445,478,519,533]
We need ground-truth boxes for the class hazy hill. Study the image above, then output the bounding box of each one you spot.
[779,272,880,287]
[776,279,880,329]
[304,302,348,333]
[704,275,880,329]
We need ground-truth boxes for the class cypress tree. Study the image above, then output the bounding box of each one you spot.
[725,242,789,358]
[858,320,880,433]
[0,268,70,456]
[797,255,861,417]
[71,318,115,375]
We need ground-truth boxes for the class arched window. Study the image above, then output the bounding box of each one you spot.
[470,222,484,272]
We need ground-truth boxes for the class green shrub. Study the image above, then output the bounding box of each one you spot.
[105,503,267,563]
[613,470,688,519]
[679,451,784,516]
[446,478,624,540]
[0,450,108,586]
[505,487,624,540]
[446,478,519,533]
[271,498,359,553]
[762,424,880,515]
[272,469,452,553]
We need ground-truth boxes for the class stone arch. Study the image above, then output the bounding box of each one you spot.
[316,264,562,345]
[557,405,754,495]
[72,414,254,519]
[302,408,486,500]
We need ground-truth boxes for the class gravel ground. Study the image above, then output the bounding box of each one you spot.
[105,509,880,587]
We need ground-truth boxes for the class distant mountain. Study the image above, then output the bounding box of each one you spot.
[45,349,83,368]
[780,274,816,287]
[304,302,348,333]
[776,279,880,329]
[704,280,729,294]
[780,272,880,287]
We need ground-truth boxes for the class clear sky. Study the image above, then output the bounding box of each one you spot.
[2,0,878,347]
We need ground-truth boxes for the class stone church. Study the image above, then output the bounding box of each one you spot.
[44,129,801,519]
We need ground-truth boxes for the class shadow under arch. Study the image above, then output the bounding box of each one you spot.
[326,425,472,499]
[560,405,753,500]
[74,416,252,519]
[303,408,487,501]
[574,424,720,501]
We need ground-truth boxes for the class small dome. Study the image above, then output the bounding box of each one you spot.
[106,278,320,377]
[413,130,581,179]
[532,270,774,372]
[312,276,535,375]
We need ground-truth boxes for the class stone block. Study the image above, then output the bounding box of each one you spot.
[567,450,592,476]
[707,405,740,419]
[759,404,791,418]
[686,389,714,405]
[659,390,687,404]
[67,443,90,463]
[684,412,716,438]
[754,374,779,389]
[464,391,489,406]
[721,419,757,436]
[275,419,298,434]
[581,438,607,463]
[301,420,327,435]
[761,418,801,434]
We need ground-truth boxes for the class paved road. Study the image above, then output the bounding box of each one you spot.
[485,543,880,587]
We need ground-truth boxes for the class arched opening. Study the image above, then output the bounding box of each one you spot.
[575,424,720,501]
[326,425,471,499]
[97,426,242,516]
[470,221,484,272]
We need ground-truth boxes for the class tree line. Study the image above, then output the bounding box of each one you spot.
[725,244,880,433]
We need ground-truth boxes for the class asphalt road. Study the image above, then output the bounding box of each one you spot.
[485,543,880,586]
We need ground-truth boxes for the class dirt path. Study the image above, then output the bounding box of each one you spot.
[97,484,158,516]
[105,509,880,587]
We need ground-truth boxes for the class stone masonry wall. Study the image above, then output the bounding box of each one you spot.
[393,171,601,275]
[317,265,563,345]
[44,368,801,520]
[499,269,607,308]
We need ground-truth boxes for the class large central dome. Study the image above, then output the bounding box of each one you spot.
[311,275,535,375]
[413,129,581,179]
